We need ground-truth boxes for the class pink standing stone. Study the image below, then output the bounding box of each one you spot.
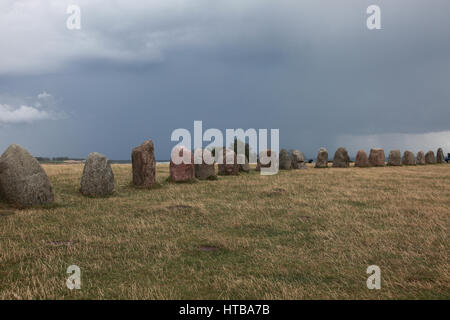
[170,146,194,182]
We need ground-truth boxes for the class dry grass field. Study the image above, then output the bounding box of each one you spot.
[0,163,449,299]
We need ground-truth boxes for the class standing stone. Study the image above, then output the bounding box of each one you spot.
[416,151,426,165]
[218,149,239,175]
[0,144,54,206]
[402,151,415,165]
[132,139,156,187]
[354,150,369,167]
[425,151,436,164]
[332,147,350,168]
[291,150,306,169]
[80,152,114,197]
[279,149,292,170]
[436,148,445,164]
[237,154,250,173]
[387,150,402,166]
[170,146,194,182]
[194,149,216,180]
[256,150,276,171]
[368,148,385,167]
[315,148,328,168]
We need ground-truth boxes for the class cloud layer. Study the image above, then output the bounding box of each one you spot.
[0,92,60,124]
[0,1,449,158]
[0,104,51,124]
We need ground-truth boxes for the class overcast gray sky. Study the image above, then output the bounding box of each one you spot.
[1,0,449,160]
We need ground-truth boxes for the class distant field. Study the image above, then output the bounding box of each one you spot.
[0,163,449,299]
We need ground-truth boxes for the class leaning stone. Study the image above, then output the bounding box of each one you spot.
[416,151,426,165]
[218,149,239,175]
[315,148,328,168]
[402,151,415,165]
[80,152,114,197]
[387,150,402,166]
[436,148,445,164]
[170,146,195,182]
[368,148,385,167]
[354,150,369,167]
[332,147,350,168]
[0,144,54,206]
[425,151,436,164]
[194,149,216,180]
[132,139,156,187]
[291,150,306,169]
[279,149,292,170]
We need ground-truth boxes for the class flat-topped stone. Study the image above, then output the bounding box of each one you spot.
[170,146,195,182]
[369,148,385,167]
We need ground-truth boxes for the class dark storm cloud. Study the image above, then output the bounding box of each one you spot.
[0,0,449,159]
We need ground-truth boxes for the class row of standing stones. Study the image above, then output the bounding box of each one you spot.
[313,147,446,168]
[0,141,446,207]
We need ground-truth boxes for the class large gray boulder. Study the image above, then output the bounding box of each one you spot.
[402,151,415,165]
[425,151,436,164]
[355,150,369,167]
[132,139,156,187]
[80,152,114,197]
[388,150,402,166]
[0,144,54,206]
[416,151,426,165]
[315,148,328,168]
[291,150,306,169]
[279,149,292,170]
[332,147,350,168]
[436,148,445,164]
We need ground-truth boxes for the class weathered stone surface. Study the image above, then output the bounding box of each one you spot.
[416,151,426,165]
[355,150,369,167]
[255,150,275,171]
[425,151,436,164]
[132,139,156,187]
[388,150,402,166]
[291,150,307,169]
[332,147,350,168]
[194,149,216,180]
[402,151,415,165]
[368,148,385,167]
[315,148,328,168]
[218,149,239,175]
[80,152,114,197]
[170,146,195,182]
[290,150,304,169]
[279,149,292,170]
[0,144,54,206]
[237,154,250,173]
[436,148,445,164]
